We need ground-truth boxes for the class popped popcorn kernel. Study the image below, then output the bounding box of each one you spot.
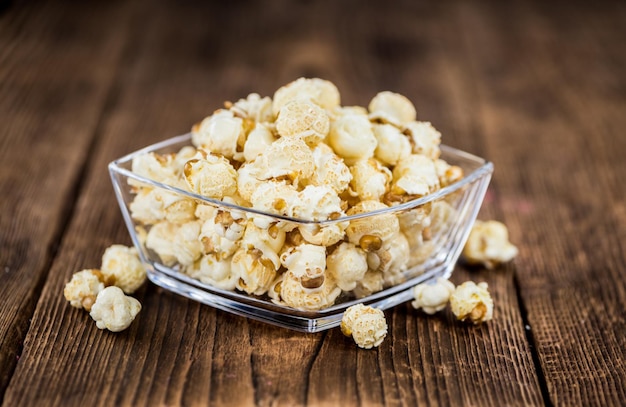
[346,200,400,250]
[63,269,105,312]
[272,77,340,116]
[450,281,494,324]
[100,244,147,294]
[243,123,276,162]
[391,154,440,198]
[411,278,455,314]
[309,142,352,194]
[404,121,441,159]
[253,136,315,185]
[90,286,141,332]
[341,304,387,349]
[463,220,518,269]
[191,109,245,159]
[276,100,330,146]
[232,248,278,296]
[228,93,273,123]
[373,123,411,166]
[184,154,237,199]
[349,158,392,201]
[328,113,377,165]
[277,270,341,311]
[326,242,368,291]
[185,254,238,291]
[368,91,416,127]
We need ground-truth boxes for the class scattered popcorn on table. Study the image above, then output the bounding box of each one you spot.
[463,220,518,269]
[90,286,141,332]
[411,277,455,314]
[100,244,147,294]
[341,304,388,349]
[63,269,105,312]
[450,281,494,324]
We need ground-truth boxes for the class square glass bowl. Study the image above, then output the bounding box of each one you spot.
[109,133,493,332]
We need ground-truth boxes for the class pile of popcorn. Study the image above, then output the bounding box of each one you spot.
[127,77,466,312]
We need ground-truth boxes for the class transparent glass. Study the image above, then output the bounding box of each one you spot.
[109,133,493,332]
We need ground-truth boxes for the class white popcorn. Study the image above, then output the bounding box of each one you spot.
[391,154,440,197]
[411,278,455,314]
[191,109,245,159]
[276,270,341,311]
[272,77,340,116]
[236,162,263,203]
[130,152,179,186]
[463,220,518,269]
[368,232,410,286]
[450,281,494,324]
[341,304,387,349]
[199,217,239,260]
[231,248,278,295]
[326,242,368,291]
[250,180,299,218]
[397,205,431,233]
[349,158,392,201]
[253,136,315,185]
[292,185,344,221]
[146,221,202,266]
[309,143,352,194]
[373,124,411,166]
[279,243,326,288]
[346,200,400,252]
[327,105,369,121]
[228,93,273,123]
[184,154,237,199]
[63,269,105,312]
[241,221,285,269]
[100,244,146,294]
[404,121,441,159]
[243,123,276,162]
[130,187,195,225]
[434,159,464,187]
[368,91,416,127]
[276,100,330,146]
[90,286,141,332]
[427,200,456,239]
[185,254,238,291]
[328,113,377,165]
[297,221,347,247]
[352,270,385,298]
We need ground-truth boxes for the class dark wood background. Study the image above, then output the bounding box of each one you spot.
[1,0,625,405]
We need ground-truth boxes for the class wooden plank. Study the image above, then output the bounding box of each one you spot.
[455,0,626,405]
[4,0,550,406]
[0,0,135,397]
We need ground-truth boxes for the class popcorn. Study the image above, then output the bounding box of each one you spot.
[185,254,238,290]
[341,304,387,349]
[404,121,441,159]
[328,113,377,165]
[63,269,105,311]
[227,93,273,123]
[450,281,494,324]
[346,200,400,251]
[272,77,341,116]
[276,270,341,311]
[349,158,392,201]
[231,248,278,295]
[309,143,352,194]
[90,286,141,332]
[326,242,368,291]
[276,100,329,146]
[463,220,518,269]
[124,78,470,311]
[100,244,147,294]
[373,124,411,166]
[184,154,237,199]
[243,123,276,162]
[391,154,440,198]
[253,136,315,185]
[368,91,416,127]
[191,109,245,159]
[411,278,455,314]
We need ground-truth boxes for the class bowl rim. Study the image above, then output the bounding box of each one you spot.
[108,133,494,225]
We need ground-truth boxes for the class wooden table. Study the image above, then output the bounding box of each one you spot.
[1,0,624,405]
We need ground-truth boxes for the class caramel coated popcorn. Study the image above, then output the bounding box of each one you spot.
[125,77,468,311]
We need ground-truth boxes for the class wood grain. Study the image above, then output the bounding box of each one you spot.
[0,0,134,396]
[1,0,624,406]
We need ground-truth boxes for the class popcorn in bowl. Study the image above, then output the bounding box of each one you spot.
[108,77,494,332]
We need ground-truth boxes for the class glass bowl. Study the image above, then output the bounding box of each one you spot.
[109,133,493,332]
